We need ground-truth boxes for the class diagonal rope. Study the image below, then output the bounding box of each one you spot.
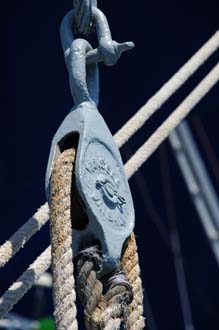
[114,30,219,148]
[159,144,195,330]
[192,116,219,186]
[1,61,218,315]
[1,32,218,270]
[124,62,219,179]
[0,37,218,319]
[0,246,51,318]
[0,203,49,268]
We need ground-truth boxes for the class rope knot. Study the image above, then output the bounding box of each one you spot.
[105,264,133,305]
[74,245,103,274]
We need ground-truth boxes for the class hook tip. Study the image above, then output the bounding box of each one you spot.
[126,41,135,49]
[119,41,135,53]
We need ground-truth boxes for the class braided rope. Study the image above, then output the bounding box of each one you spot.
[75,246,132,330]
[84,234,144,330]
[1,59,218,315]
[100,286,130,330]
[0,34,218,324]
[1,62,218,315]
[1,32,218,269]
[50,148,78,330]
[114,30,219,148]
[122,233,145,330]
[76,259,106,329]
[0,203,49,268]
[124,62,219,179]
[76,248,137,330]
[0,246,51,318]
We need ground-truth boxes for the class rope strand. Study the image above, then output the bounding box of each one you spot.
[122,234,145,330]
[75,246,106,329]
[1,59,218,314]
[124,62,219,179]
[114,30,219,148]
[50,148,78,330]
[0,203,49,268]
[0,246,51,318]
[0,34,218,325]
[1,32,218,269]
[77,259,105,329]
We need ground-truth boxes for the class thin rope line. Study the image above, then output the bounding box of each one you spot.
[0,246,51,318]
[1,33,218,270]
[124,62,219,179]
[159,144,195,330]
[114,30,219,148]
[0,203,49,268]
[0,42,218,319]
[0,61,218,316]
[192,116,219,186]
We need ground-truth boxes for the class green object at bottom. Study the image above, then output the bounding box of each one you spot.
[38,317,55,330]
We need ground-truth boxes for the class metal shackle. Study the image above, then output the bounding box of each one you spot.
[60,7,134,106]
[60,10,99,106]
[60,7,135,73]
[91,7,134,66]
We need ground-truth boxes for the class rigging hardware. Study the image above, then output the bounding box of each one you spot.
[46,5,135,275]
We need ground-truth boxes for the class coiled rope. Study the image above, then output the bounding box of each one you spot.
[74,240,142,329]
[75,248,106,329]
[0,32,218,327]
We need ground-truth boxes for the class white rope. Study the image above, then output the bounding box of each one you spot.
[1,62,218,315]
[0,34,218,317]
[0,246,51,318]
[124,62,219,179]
[0,203,49,268]
[114,30,219,148]
[1,32,218,270]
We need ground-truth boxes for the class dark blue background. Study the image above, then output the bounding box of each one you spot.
[1,1,219,329]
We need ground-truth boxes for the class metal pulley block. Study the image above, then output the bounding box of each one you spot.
[46,7,135,275]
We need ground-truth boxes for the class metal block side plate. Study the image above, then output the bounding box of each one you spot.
[46,102,135,273]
